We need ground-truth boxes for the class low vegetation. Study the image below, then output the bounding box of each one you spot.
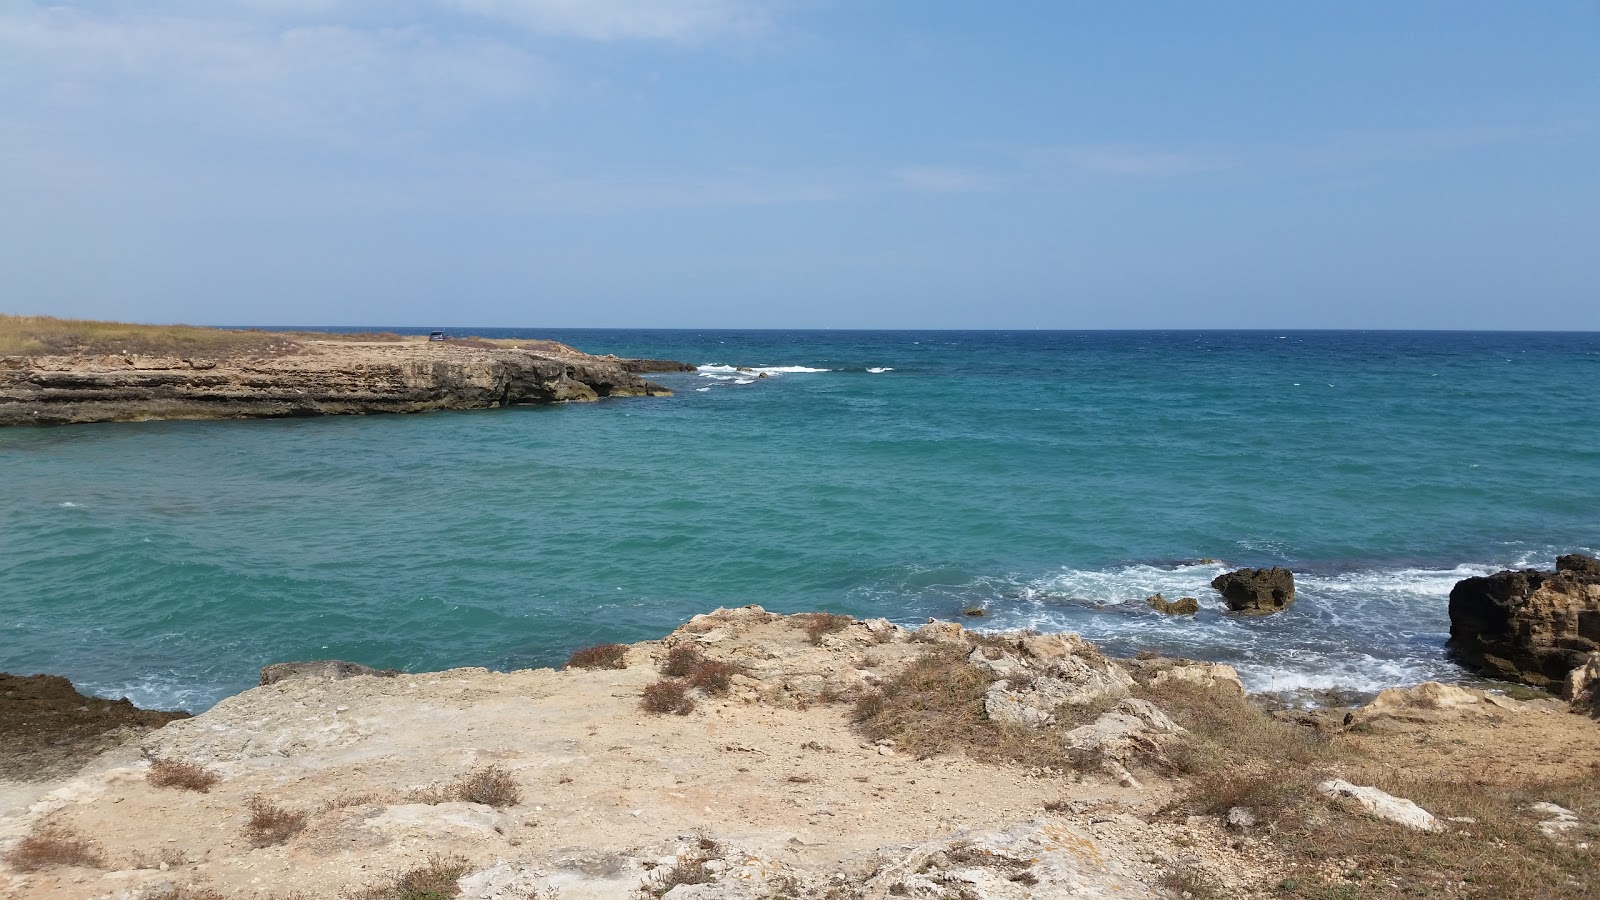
[146,757,221,793]
[565,643,629,670]
[345,854,470,900]
[641,851,715,898]
[659,644,742,696]
[796,612,854,645]
[0,313,410,357]
[641,678,696,715]
[2,822,106,871]
[245,795,310,847]
[406,764,522,808]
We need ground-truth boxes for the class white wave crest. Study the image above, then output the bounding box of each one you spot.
[867,367,894,373]
[697,364,831,378]
[58,501,79,508]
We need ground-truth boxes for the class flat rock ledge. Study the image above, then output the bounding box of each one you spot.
[0,339,692,426]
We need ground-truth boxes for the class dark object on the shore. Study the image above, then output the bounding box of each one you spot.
[0,673,189,782]
[1556,553,1600,577]
[1210,567,1296,615]
[1447,563,1600,692]
[428,331,446,341]
[617,357,698,374]
[258,660,400,686]
[1147,594,1200,616]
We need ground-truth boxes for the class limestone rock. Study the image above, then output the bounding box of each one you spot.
[1347,681,1515,727]
[1150,662,1245,697]
[1317,779,1442,832]
[972,638,1134,728]
[1448,565,1600,691]
[1211,567,1295,615]
[259,660,400,686]
[1566,651,1600,717]
[1062,699,1184,765]
[1530,801,1583,839]
[1147,593,1200,615]
[1557,554,1600,577]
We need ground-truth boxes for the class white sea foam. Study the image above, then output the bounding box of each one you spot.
[58,501,79,508]
[734,378,754,385]
[697,364,831,378]
[867,367,894,373]
[695,387,712,392]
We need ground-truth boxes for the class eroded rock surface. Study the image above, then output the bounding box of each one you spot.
[0,674,188,782]
[0,339,687,426]
[1448,562,1600,691]
[1211,567,1295,615]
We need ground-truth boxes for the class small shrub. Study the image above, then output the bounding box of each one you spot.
[147,758,221,793]
[452,764,521,808]
[797,613,853,645]
[641,679,696,715]
[688,660,739,696]
[3,823,106,871]
[144,887,226,900]
[661,644,704,677]
[566,643,628,670]
[345,854,470,900]
[643,852,713,897]
[245,795,309,847]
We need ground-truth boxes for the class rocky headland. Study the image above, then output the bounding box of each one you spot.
[0,320,693,426]
[4,600,1598,900]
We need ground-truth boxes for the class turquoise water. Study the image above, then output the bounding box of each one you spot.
[3,330,1597,710]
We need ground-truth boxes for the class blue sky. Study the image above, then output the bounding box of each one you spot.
[2,1,1596,329]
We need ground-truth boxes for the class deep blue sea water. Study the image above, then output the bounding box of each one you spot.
[3,330,1597,710]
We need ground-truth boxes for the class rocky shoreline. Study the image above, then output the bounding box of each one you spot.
[3,561,1598,899]
[0,336,695,426]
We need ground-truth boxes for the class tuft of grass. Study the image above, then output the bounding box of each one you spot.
[1159,865,1224,900]
[147,758,221,793]
[796,612,853,645]
[565,643,629,670]
[688,660,739,696]
[641,678,696,715]
[143,887,227,900]
[452,765,521,808]
[345,854,470,900]
[244,795,309,847]
[661,644,705,677]
[2,823,106,872]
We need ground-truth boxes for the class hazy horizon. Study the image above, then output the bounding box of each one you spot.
[3,2,1597,330]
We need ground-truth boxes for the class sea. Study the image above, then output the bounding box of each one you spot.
[2,329,1597,712]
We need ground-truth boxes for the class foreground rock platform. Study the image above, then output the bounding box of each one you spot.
[3,609,1598,899]
[0,337,693,426]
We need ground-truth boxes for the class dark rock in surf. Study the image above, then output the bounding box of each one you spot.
[0,672,189,781]
[1556,554,1600,577]
[1448,563,1600,692]
[259,660,401,686]
[1211,567,1295,616]
[1147,594,1200,616]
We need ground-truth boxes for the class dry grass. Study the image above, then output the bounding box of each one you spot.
[642,852,715,898]
[641,679,696,715]
[2,823,106,871]
[345,854,470,900]
[0,313,409,357]
[143,886,227,900]
[147,758,221,793]
[565,643,629,670]
[796,613,854,645]
[851,645,1062,765]
[244,795,309,847]
[452,765,521,808]
[659,645,741,696]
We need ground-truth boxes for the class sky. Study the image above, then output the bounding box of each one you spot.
[1,1,1597,329]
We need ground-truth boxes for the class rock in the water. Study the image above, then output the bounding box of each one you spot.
[1317,779,1442,832]
[1447,564,1600,691]
[1147,593,1200,615]
[1567,651,1600,717]
[1210,567,1295,615]
[1556,554,1600,577]
[259,660,401,686]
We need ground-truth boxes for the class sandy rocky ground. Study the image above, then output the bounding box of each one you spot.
[3,608,1598,900]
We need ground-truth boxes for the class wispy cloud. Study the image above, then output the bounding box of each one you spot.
[447,0,780,42]
[1048,145,1234,177]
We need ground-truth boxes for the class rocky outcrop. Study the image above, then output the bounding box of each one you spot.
[1557,553,1600,577]
[0,339,687,426]
[1448,563,1600,691]
[1317,779,1442,832]
[1210,567,1295,615]
[259,660,400,686]
[1146,593,1200,615]
[0,673,188,781]
[968,633,1135,728]
[1567,652,1600,717]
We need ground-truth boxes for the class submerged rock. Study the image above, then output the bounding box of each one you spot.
[1146,593,1200,615]
[1447,563,1600,691]
[1211,567,1295,615]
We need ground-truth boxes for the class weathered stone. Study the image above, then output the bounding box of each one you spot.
[1566,651,1600,717]
[1317,779,1442,832]
[1211,568,1295,615]
[260,660,400,686]
[1448,565,1600,691]
[0,672,189,781]
[1150,662,1245,697]
[1062,699,1184,763]
[1147,593,1200,615]
[1556,554,1600,577]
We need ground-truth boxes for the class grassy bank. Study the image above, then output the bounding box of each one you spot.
[0,315,404,357]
